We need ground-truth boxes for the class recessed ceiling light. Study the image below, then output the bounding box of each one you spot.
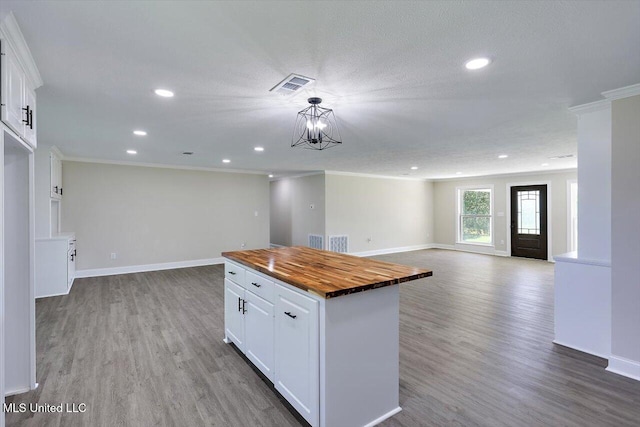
[498,154,508,159]
[254,147,264,152]
[541,163,549,167]
[154,88,174,98]
[126,150,137,155]
[222,159,231,163]
[465,57,491,70]
[268,174,274,178]
[133,130,147,136]
[410,166,418,170]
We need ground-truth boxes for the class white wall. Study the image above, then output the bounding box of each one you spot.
[610,94,640,376]
[325,174,433,254]
[3,133,32,395]
[270,178,292,246]
[269,173,326,247]
[61,161,270,271]
[577,107,611,262]
[291,174,325,247]
[433,171,577,258]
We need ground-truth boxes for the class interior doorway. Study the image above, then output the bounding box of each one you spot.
[510,185,548,260]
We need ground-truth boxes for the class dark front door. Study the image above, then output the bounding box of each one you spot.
[510,185,548,260]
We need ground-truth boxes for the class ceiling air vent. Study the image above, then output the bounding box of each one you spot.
[270,73,315,96]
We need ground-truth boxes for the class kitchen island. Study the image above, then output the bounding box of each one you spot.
[222,246,432,427]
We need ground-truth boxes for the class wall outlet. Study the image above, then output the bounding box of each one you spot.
[367,237,372,243]
[310,203,315,210]
[241,242,246,249]
[110,252,117,260]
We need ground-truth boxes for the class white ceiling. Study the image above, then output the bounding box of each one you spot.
[3,1,639,179]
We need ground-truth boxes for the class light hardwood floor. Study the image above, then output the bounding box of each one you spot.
[6,249,640,426]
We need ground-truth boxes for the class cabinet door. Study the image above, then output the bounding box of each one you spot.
[23,85,36,148]
[50,154,62,199]
[244,290,275,382]
[67,241,76,289]
[1,41,26,136]
[224,279,245,351]
[274,284,319,426]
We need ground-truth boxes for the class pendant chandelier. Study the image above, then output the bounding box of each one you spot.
[291,97,342,150]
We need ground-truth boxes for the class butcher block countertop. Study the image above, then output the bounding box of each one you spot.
[222,246,432,299]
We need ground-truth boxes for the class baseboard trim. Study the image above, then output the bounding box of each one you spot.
[432,243,515,258]
[552,339,610,360]
[5,386,31,397]
[36,290,70,299]
[606,355,640,381]
[350,244,433,257]
[363,406,402,427]
[75,257,225,279]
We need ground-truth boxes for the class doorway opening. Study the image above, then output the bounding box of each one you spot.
[510,185,548,260]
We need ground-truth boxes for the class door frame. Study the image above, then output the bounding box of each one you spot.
[506,180,553,262]
[566,179,578,253]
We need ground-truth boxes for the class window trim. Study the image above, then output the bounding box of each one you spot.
[456,185,495,247]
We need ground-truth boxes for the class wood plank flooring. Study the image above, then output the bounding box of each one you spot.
[6,249,640,426]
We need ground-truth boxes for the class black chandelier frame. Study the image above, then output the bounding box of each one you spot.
[291,97,342,150]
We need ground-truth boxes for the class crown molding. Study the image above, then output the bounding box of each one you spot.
[568,99,610,115]
[0,12,43,89]
[601,83,640,101]
[269,171,324,181]
[63,157,269,176]
[432,167,577,182]
[324,170,430,182]
[568,83,640,115]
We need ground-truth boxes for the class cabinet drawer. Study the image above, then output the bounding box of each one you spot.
[246,271,274,303]
[225,261,245,286]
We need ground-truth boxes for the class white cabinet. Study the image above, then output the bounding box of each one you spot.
[50,150,63,199]
[224,261,276,381]
[223,255,405,427]
[0,40,37,149]
[244,289,275,381]
[274,284,319,426]
[35,233,76,298]
[1,41,25,135]
[224,278,246,351]
[23,85,36,148]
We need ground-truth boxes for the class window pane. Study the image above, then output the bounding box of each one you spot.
[463,190,491,215]
[462,216,491,243]
[517,190,540,234]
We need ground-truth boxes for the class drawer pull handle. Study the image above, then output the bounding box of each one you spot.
[228,271,236,275]
[251,282,261,288]
[284,311,297,319]
[238,297,241,312]
[242,299,247,314]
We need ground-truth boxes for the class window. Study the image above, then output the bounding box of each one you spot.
[458,187,492,245]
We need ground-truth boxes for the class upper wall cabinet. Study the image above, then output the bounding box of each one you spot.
[50,149,62,199]
[0,12,43,149]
